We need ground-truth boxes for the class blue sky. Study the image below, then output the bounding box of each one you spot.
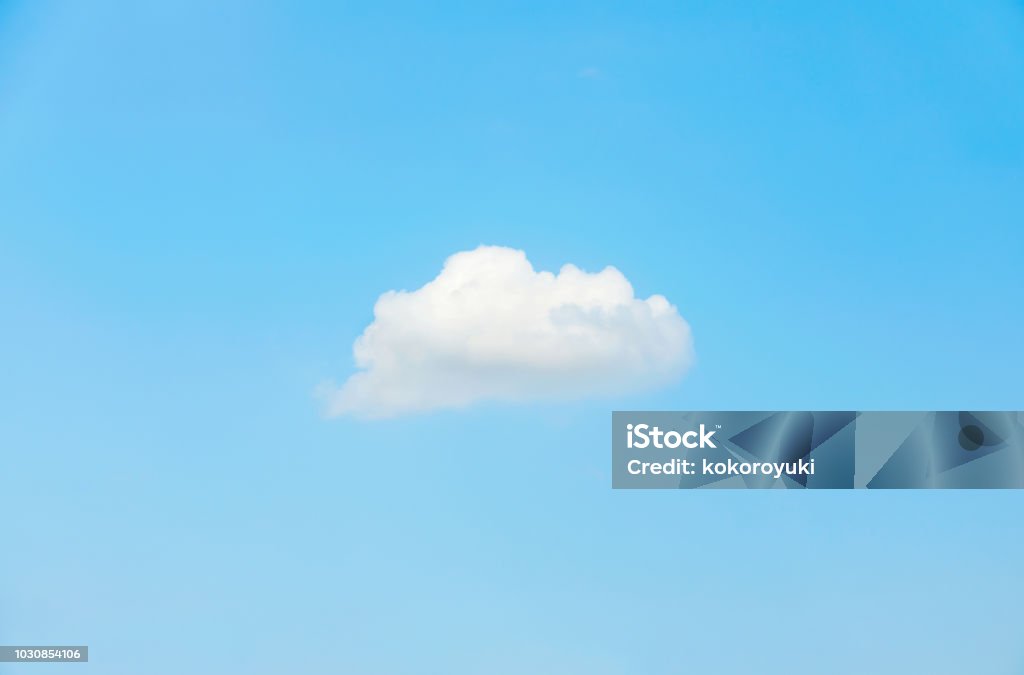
[1,1,1023,673]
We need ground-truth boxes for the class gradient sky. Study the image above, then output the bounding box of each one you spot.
[2,2,1023,673]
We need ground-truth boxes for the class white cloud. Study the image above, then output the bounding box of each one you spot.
[321,245,694,418]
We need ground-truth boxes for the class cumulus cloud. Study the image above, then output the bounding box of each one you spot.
[321,245,694,418]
